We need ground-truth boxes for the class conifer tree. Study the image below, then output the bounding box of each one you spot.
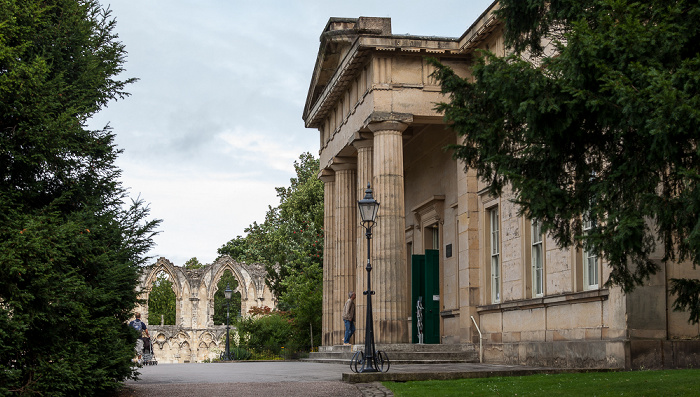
[431,0,700,322]
[0,1,159,394]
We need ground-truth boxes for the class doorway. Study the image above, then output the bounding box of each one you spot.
[411,249,440,344]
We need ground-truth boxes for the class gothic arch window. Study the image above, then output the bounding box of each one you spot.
[213,269,242,325]
[148,270,177,325]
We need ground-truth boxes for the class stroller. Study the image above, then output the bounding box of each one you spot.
[141,336,158,365]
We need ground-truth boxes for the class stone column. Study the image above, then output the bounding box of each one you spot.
[368,120,409,343]
[319,171,335,346]
[353,139,373,342]
[331,162,357,345]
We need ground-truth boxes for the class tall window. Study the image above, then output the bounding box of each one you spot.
[531,220,544,297]
[583,217,598,290]
[490,208,500,303]
[431,225,439,250]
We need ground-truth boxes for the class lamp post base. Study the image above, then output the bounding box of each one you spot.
[350,350,390,373]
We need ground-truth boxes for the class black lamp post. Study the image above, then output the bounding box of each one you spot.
[357,183,380,372]
[224,283,233,361]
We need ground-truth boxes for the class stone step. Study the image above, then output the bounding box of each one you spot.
[305,344,479,365]
[311,351,476,360]
[302,357,474,365]
[318,343,477,353]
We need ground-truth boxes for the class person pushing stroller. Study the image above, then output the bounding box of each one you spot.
[129,312,150,364]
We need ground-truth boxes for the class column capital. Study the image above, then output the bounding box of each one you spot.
[318,168,335,183]
[364,111,412,133]
[330,156,357,172]
[367,120,409,134]
[352,139,374,150]
[330,163,356,172]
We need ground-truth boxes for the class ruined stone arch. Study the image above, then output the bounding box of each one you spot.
[143,258,182,299]
[248,281,258,304]
[209,256,249,302]
[204,255,270,319]
[133,256,276,363]
[135,258,183,324]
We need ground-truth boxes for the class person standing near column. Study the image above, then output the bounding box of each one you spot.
[342,291,356,345]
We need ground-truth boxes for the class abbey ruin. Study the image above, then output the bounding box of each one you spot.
[132,256,276,363]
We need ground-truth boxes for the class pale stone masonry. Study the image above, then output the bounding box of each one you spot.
[132,256,276,363]
[303,2,700,369]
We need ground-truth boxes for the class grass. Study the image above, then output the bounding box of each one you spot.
[383,369,700,396]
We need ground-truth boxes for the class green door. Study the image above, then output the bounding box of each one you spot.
[411,254,424,344]
[412,249,440,344]
[423,249,440,344]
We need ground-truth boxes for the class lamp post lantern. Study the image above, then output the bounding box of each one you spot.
[224,283,233,361]
[356,183,382,373]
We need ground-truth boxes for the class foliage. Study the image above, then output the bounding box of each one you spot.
[383,369,700,397]
[430,0,700,322]
[148,272,176,325]
[184,257,203,269]
[0,0,160,395]
[247,305,273,316]
[278,262,323,347]
[235,309,293,356]
[212,270,241,325]
[218,152,323,345]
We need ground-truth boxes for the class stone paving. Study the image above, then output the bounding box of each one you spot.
[120,361,376,397]
[119,361,590,397]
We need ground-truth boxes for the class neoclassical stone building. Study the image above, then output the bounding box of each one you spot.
[132,256,275,363]
[303,2,700,369]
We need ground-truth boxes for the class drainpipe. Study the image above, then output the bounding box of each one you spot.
[471,315,483,363]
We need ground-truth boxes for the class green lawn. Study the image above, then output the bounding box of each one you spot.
[383,369,700,396]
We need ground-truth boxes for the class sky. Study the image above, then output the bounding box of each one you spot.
[89,0,495,266]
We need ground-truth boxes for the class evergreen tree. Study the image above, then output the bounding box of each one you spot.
[0,1,159,394]
[431,0,700,322]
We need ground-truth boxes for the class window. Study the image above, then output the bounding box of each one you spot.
[531,220,544,297]
[490,207,500,303]
[431,226,439,250]
[582,217,598,290]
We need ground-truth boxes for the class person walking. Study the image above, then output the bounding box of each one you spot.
[129,312,149,363]
[342,291,356,345]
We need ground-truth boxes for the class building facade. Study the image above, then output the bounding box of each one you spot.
[303,3,700,369]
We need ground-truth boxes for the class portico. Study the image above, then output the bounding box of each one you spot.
[303,16,475,346]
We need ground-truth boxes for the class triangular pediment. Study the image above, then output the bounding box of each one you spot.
[303,17,392,126]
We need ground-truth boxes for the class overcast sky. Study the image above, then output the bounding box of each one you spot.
[89,0,495,266]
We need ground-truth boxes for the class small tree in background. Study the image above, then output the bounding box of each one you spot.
[148,272,176,325]
[218,152,323,347]
[184,256,204,269]
[213,270,241,325]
